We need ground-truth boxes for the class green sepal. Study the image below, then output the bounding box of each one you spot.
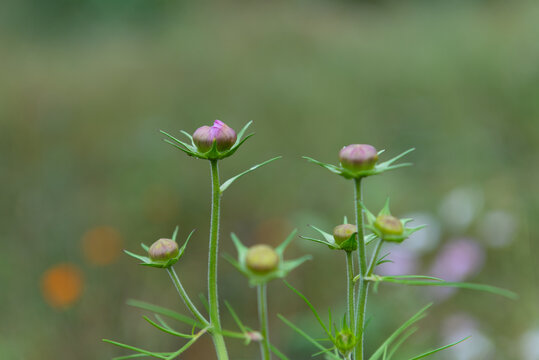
[224,230,311,286]
[220,156,282,193]
[360,199,425,243]
[161,121,254,161]
[301,222,375,251]
[339,233,358,252]
[303,148,414,180]
[124,227,194,269]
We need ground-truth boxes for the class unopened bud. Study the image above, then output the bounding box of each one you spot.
[335,329,356,356]
[339,144,378,172]
[148,238,179,261]
[246,245,279,274]
[193,120,237,152]
[333,224,357,245]
[374,215,403,236]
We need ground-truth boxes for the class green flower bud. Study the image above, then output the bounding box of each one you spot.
[374,215,403,236]
[333,224,357,245]
[193,120,237,152]
[339,144,378,172]
[335,329,356,356]
[148,238,179,261]
[245,245,279,274]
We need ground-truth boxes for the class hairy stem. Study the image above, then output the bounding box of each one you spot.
[346,251,355,331]
[354,177,368,360]
[167,267,208,326]
[257,284,271,360]
[367,239,383,277]
[208,159,229,359]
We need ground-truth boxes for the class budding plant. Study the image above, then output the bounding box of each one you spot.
[104,121,516,360]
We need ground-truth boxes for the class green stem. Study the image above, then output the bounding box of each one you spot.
[346,251,355,331]
[367,239,384,277]
[208,159,229,360]
[258,284,271,360]
[167,267,209,326]
[354,177,368,360]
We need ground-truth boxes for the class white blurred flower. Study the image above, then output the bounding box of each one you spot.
[478,210,517,248]
[520,329,539,360]
[441,313,495,360]
[401,212,441,254]
[439,186,484,232]
[429,239,485,300]
[377,244,419,276]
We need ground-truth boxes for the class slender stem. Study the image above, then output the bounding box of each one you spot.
[167,267,209,326]
[257,284,271,360]
[208,159,229,360]
[353,177,368,360]
[346,251,355,331]
[367,239,384,277]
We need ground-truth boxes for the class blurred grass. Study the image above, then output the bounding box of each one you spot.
[1,0,538,359]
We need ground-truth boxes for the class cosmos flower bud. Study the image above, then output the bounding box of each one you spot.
[245,244,279,274]
[339,144,378,172]
[374,215,403,236]
[193,120,237,152]
[333,224,357,245]
[335,329,356,356]
[148,238,179,261]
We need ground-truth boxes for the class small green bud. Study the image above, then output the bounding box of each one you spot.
[193,120,237,152]
[374,215,403,236]
[148,238,179,261]
[245,245,279,274]
[339,144,378,172]
[335,329,356,356]
[333,224,357,245]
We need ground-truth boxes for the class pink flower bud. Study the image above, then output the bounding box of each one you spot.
[339,144,378,172]
[193,120,237,152]
[148,238,179,261]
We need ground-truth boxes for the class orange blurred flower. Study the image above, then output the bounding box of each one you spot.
[82,226,123,266]
[41,263,83,309]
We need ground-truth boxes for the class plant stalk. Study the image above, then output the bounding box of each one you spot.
[167,267,208,326]
[346,251,355,331]
[208,159,229,359]
[257,283,271,360]
[354,177,368,360]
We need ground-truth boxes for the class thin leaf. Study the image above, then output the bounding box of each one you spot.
[143,316,194,338]
[224,301,248,335]
[171,226,179,242]
[270,343,291,360]
[164,328,208,360]
[220,156,282,193]
[378,277,518,300]
[368,303,432,360]
[283,280,332,339]
[127,300,203,328]
[103,339,167,359]
[278,315,341,360]
[408,336,470,359]
[387,328,418,360]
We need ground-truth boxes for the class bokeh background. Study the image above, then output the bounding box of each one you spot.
[1,0,538,359]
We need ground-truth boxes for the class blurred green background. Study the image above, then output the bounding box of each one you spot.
[1,0,538,359]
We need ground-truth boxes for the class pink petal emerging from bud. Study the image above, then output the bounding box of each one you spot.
[339,144,378,172]
[193,120,237,152]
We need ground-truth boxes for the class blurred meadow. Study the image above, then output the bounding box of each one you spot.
[1,0,539,359]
